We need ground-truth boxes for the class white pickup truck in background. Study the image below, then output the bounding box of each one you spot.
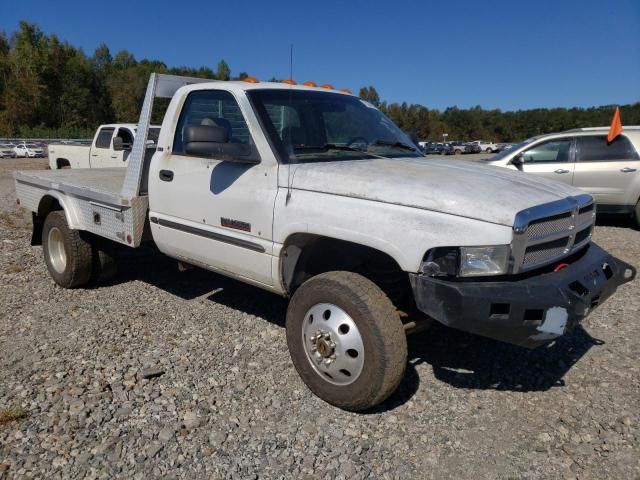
[48,123,160,169]
[471,140,501,153]
[14,74,635,411]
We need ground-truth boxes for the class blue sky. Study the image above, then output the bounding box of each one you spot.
[1,0,638,111]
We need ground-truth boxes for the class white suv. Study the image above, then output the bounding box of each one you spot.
[485,127,640,225]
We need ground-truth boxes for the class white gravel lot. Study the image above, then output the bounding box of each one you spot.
[0,157,638,479]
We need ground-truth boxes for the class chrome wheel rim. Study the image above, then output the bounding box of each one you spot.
[302,303,365,386]
[47,227,67,274]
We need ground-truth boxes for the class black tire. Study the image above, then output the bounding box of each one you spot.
[634,200,640,229]
[485,147,493,153]
[454,149,462,155]
[286,271,407,411]
[42,211,93,288]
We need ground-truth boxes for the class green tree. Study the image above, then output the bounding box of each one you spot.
[215,60,230,81]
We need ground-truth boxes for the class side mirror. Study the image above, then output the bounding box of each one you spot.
[184,125,259,164]
[511,153,524,170]
[113,137,124,151]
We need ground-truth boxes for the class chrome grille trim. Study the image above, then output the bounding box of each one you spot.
[511,194,595,273]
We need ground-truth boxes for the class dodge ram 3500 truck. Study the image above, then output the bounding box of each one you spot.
[15,74,636,411]
[48,123,160,169]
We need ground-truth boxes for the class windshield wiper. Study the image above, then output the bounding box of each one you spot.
[293,143,365,152]
[369,140,417,151]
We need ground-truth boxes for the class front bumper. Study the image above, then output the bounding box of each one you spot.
[410,243,635,348]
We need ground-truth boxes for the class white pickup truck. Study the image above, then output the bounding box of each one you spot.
[471,140,501,153]
[48,124,160,170]
[15,74,635,411]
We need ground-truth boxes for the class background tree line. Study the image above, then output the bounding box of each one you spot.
[359,87,640,143]
[1,21,638,140]
[0,22,245,138]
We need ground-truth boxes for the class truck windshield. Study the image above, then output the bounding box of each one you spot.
[247,89,421,163]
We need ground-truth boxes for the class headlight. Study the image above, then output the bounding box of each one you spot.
[459,245,510,277]
[421,245,510,277]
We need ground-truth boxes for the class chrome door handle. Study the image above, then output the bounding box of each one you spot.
[620,167,637,173]
[111,155,117,158]
[554,169,570,174]
[91,153,98,157]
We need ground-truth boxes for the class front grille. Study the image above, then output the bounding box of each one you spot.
[511,195,595,273]
[526,212,573,241]
[574,225,593,248]
[523,237,570,266]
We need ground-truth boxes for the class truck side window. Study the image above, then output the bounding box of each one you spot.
[522,138,572,163]
[576,135,639,162]
[95,127,115,149]
[173,90,251,155]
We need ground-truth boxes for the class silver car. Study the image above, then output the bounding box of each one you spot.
[485,127,640,226]
[0,143,17,158]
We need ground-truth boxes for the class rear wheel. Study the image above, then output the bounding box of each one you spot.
[42,211,93,288]
[454,149,462,155]
[286,271,407,411]
[485,147,493,153]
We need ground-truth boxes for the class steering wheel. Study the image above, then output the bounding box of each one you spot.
[345,136,369,148]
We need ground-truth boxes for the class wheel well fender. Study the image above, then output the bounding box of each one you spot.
[32,193,80,245]
[279,233,405,296]
[56,158,70,169]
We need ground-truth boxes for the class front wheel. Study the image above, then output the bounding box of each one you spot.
[485,147,493,153]
[286,271,407,411]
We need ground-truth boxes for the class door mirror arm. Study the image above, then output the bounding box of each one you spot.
[511,154,525,171]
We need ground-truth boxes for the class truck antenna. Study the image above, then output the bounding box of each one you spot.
[289,43,293,80]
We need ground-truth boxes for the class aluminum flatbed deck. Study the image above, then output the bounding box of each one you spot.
[15,168,128,206]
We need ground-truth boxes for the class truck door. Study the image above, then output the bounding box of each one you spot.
[91,126,115,167]
[518,137,575,186]
[149,89,277,286]
[572,134,640,208]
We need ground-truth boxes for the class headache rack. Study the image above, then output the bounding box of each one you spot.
[510,194,596,273]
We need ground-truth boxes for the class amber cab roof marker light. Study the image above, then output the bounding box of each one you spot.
[302,81,317,87]
[320,84,334,89]
[243,76,260,83]
[282,79,297,85]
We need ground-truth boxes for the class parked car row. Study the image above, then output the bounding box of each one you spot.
[0,141,46,158]
[418,140,513,155]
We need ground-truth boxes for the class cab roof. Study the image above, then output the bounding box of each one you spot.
[182,80,354,96]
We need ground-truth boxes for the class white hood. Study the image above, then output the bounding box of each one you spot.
[287,157,583,226]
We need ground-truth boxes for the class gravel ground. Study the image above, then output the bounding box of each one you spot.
[0,158,638,479]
